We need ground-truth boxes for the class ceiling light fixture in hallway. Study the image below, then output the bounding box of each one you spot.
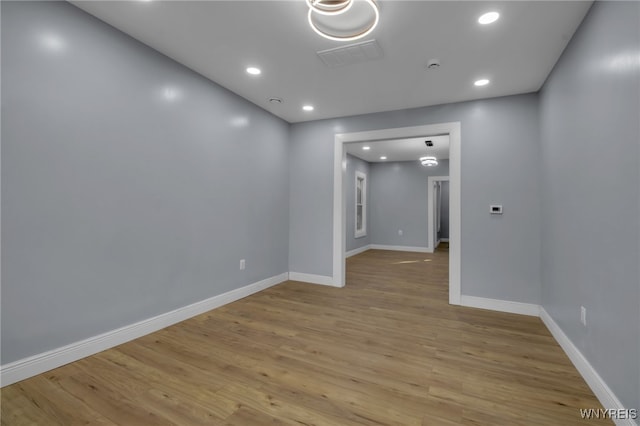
[307,0,379,42]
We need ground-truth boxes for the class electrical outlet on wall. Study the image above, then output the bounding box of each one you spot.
[580,306,587,326]
[240,259,245,270]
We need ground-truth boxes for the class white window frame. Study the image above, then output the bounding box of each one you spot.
[355,171,367,238]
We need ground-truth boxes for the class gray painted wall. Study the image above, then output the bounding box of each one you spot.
[289,94,542,304]
[369,160,449,248]
[539,1,640,410]
[439,181,450,240]
[288,121,334,275]
[1,1,290,364]
[345,154,371,252]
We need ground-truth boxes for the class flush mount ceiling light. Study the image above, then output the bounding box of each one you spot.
[303,105,315,111]
[307,0,379,42]
[306,0,353,16]
[362,146,371,150]
[478,11,500,25]
[474,78,490,86]
[246,67,261,75]
[380,156,387,160]
[420,156,438,167]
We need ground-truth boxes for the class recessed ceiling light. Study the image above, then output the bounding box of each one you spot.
[380,156,387,160]
[246,67,261,75]
[474,79,490,87]
[362,146,371,151]
[478,11,500,25]
[302,105,314,111]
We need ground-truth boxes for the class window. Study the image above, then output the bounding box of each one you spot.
[355,171,367,238]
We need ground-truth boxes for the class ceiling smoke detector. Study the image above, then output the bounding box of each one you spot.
[269,97,283,104]
[426,59,440,70]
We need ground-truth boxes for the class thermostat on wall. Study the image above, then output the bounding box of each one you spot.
[490,205,503,215]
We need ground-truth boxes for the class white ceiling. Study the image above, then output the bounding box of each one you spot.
[71,1,592,123]
[346,135,449,163]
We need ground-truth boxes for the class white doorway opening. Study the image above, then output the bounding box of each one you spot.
[333,122,461,305]
[427,176,450,252]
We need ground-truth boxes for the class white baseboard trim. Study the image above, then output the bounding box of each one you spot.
[288,272,337,287]
[0,272,288,388]
[369,244,433,253]
[539,308,637,426]
[345,245,371,258]
[460,296,635,424]
[460,295,540,316]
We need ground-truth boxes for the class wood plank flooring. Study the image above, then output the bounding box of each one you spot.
[1,248,609,425]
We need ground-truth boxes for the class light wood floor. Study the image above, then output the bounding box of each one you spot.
[1,248,609,425]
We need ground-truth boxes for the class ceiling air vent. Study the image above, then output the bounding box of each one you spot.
[425,140,434,147]
[317,39,383,68]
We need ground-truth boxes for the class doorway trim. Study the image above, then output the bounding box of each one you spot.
[333,122,461,305]
[427,176,450,252]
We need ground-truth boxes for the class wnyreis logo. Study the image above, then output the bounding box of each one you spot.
[579,408,638,420]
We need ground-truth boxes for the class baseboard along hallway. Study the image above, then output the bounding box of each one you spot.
[0,248,610,425]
